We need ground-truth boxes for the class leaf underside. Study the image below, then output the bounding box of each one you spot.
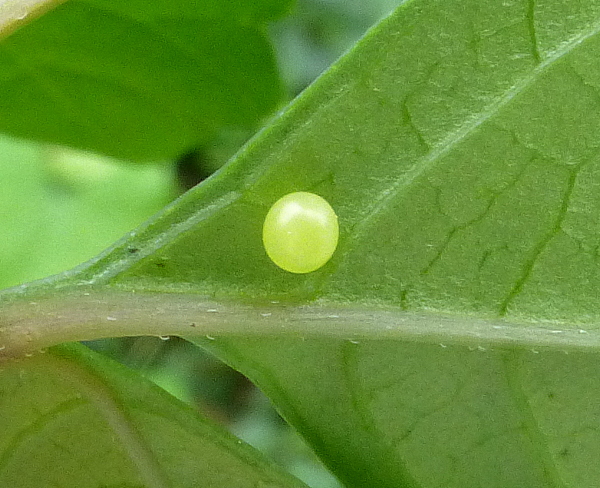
[3,0,600,487]
[0,342,308,488]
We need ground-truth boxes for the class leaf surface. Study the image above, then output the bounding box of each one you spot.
[0,342,308,488]
[0,0,290,160]
[3,0,600,487]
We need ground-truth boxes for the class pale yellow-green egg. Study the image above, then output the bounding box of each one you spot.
[262,192,339,274]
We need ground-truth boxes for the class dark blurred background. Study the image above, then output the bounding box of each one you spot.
[0,1,402,486]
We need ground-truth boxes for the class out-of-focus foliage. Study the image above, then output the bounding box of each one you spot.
[0,0,292,160]
[0,135,176,290]
[272,0,405,94]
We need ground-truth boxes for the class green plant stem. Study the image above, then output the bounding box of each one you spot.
[1,286,598,359]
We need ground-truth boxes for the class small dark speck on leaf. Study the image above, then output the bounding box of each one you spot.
[156,262,166,268]
[127,247,139,254]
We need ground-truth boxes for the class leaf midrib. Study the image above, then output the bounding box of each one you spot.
[1,289,599,358]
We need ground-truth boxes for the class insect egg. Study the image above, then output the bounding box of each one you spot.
[262,192,339,274]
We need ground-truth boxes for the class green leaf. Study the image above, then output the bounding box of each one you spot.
[0,342,308,488]
[198,338,600,488]
[0,0,290,160]
[0,134,175,289]
[3,0,600,487]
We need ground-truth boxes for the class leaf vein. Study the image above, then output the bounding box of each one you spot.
[350,18,600,245]
[43,353,172,488]
[498,164,580,316]
[501,351,568,488]
[526,0,542,64]
[0,398,85,475]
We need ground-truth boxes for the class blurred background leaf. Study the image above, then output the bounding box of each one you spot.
[0,0,291,161]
